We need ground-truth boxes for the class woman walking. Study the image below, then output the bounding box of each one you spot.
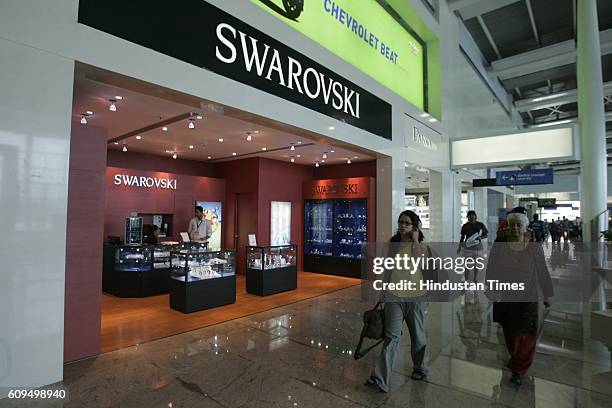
[486,211,554,385]
[366,210,428,393]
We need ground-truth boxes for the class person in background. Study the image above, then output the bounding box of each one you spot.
[366,210,429,393]
[486,212,553,386]
[458,210,488,283]
[549,219,561,243]
[188,205,212,244]
[143,224,159,245]
[528,214,545,243]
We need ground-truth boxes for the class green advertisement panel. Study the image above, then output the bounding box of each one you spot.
[252,0,425,110]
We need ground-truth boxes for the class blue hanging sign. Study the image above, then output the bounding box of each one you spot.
[496,168,554,186]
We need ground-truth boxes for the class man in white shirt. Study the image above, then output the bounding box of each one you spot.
[188,206,212,244]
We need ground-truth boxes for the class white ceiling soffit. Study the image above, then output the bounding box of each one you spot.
[449,0,522,20]
[491,29,612,80]
[451,125,576,168]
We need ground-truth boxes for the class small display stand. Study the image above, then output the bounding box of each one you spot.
[246,245,298,296]
[169,249,236,313]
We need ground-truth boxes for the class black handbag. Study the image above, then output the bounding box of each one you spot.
[354,302,385,360]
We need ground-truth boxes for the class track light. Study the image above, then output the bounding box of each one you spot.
[135,135,142,140]
[322,152,327,159]
[246,132,252,141]
[109,99,117,112]
[262,147,267,151]
[188,119,195,129]
[122,144,128,152]
[80,115,87,124]
[162,127,168,132]
[315,162,319,167]
[347,159,351,164]
[172,153,177,159]
[290,144,295,151]
[232,152,237,156]
[291,157,295,163]
[189,145,194,149]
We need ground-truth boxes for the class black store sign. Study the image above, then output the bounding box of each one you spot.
[78,0,392,139]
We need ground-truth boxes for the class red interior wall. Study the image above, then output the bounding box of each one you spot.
[107,149,215,177]
[257,158,313,270]
[64,124,107,362]
[104,167,225,241]
[313,160,377,179]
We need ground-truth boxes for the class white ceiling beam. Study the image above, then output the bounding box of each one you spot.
[515,81,612,112]
[491,28,612,80]
[449,0,522,20]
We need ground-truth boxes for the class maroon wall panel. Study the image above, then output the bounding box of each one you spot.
[313,160,376,180]
[257,159,313,270]
[107,149,215,177]
[105,167,225,241]
[64,124,107,362]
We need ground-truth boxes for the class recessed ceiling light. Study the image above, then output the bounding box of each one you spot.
[322,152,327,159]
[218,138,224,143]
[122,144,128,152]
[347,159,351,164]
[189,145,194,149]
[109,99,117,112]
[114,96,123,100]
[162,127,168,132]
[420,113,429,118]
[291,157,295,163]
[296,154,301,157]
[315,162,319,167]
[85,110,93,115]
[328,126,335,130]
[262,147,267,151]
[321,159,326,163]
[207,156,212,159]
[196,115,203,120]
[297,141,302,144]
[253,130,260,133]
[135,135,142,140]
[188,119,195,129]
[114,142,119,145]
[330,150,335,153]
[353,156,358,159]
[165,150,171,153]
[232,152,237,156]
[429,118,437,123]
[246,133,252,141]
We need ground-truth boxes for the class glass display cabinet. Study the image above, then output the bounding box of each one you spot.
[102,243,177,298]
[245,245,298,296]
[303,199,367,278]
[169,249,236,313]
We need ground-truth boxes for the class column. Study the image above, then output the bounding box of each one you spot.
[577,0,607,243]
[376,153,405,242]
[429,169,459,242]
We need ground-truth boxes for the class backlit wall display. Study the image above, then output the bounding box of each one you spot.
[253,0,425,110]
[451,127,575,168]
[270,201,291,246]
[196,201,222,251]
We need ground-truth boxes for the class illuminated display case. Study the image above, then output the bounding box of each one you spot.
[103,244,171,297]
[169,249,236,313]
[246,245,297,296]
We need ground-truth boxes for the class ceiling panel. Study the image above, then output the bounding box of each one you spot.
[482,1,538,57]
[598,0,612,31]
[532,0,574,47]
[464,18,499,62]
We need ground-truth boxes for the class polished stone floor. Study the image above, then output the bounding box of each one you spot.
[4,280,610,408]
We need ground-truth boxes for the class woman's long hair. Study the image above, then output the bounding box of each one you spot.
[392,210,425,242]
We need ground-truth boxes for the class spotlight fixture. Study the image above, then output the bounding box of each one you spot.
[330,150,335,153]
[347,159,351,164]
[291,157,295,163]
[80,115,88,124]
[246,132,252,141]
[218,138,224,143]
[261,147,267,151]
[328,126,335,130]
[189,145,194,149]
[315,162,320,167]
[188,119,195,129]
[290,144,295,151]
[109,99,117,112]
[321,159,326,163]
[114,142,119,145]
[162,127,168,132]
[122,144,128,152]
[165,150,171,153]
[232,152,237,156]
[322,152,327,159]
[172,153,178,159]
[85,110,93,115]
[297,141,302,144]
[207,156,212,159]
[354,156,358,159]
[296,154,301,158]
[196,115,203,120]
[135,135,142,140]
[253,130,260,134]
[114,96,123,100]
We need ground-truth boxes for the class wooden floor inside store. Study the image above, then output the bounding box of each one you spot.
[101,271,360,352]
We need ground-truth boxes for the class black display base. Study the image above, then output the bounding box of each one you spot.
[103,268,170,298]
[246,265,297,296]
[170,274,236,313]
[303,254,363,279]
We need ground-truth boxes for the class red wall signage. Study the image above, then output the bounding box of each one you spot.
[303,177,372,200]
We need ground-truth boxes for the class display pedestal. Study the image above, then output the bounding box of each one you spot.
[103,245,169,297]
[170,274,236,313]
[303,254,362,279]
[246,265,297,296]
